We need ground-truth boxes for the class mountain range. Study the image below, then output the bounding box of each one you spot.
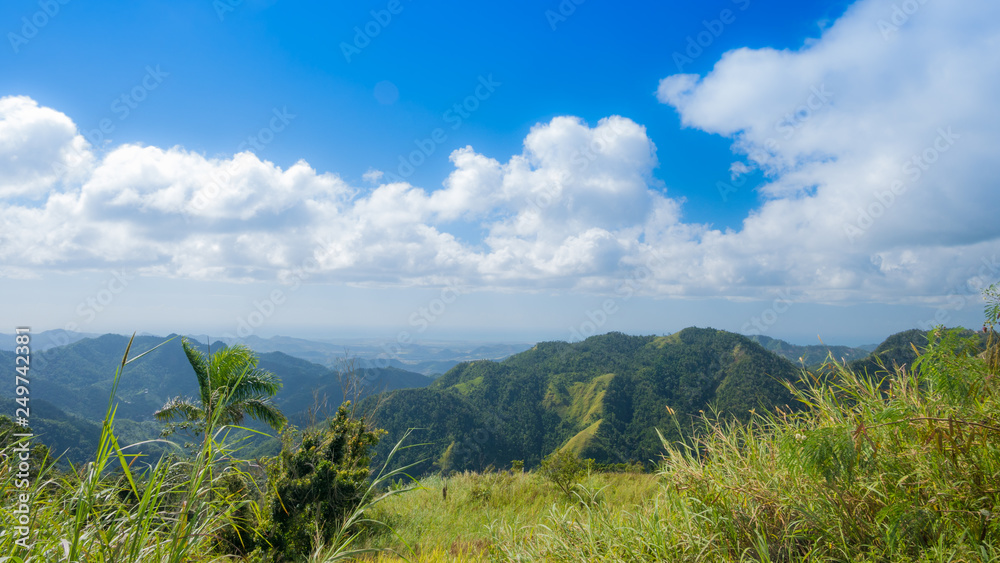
[0,328,936,469]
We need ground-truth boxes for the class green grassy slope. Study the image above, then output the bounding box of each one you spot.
[366,328,802,475]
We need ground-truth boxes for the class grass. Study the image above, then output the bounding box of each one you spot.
[357,469,660,562]
[0,334,417,562]
[4,317,1000,561]
[359,327,1000,562]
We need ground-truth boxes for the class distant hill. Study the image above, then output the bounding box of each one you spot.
[845,328,986,377]
[0,334,433,463]
[366,328,802,474]
[0,397,102,463]
[747,335,872,367]
[201,334,533,376]
[0,329,98,351]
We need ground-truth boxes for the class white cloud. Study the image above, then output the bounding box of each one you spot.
[2,0,999,306]
[0,96,94,199]
[653,0,1000,301]
[0,99,679,289]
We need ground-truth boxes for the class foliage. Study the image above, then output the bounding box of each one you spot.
[155,338,287,439]
[538,449,587,499]
[357,470,661,562]
[748,334,871,366]
[262,401,387,561]
[366,328,802,475]
[485,327,1000,561]
[0,335,418,563]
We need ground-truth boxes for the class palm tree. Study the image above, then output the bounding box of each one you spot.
[155,338,287,437]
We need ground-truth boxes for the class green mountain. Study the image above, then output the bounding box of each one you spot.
[747,335,872,367]
[0,334,432,463]
[846,327,986,377]
[366,328,803,474]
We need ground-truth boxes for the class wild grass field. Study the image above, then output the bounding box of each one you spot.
[359,328,1000,562]
[3,292,1000,561]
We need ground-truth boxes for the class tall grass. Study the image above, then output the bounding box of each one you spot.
[5,324,999,562]
[484,327,1000,562]
[0,334,415,562]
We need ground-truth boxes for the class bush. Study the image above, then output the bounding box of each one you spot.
[263,401,385,561]
[538,449,586,499]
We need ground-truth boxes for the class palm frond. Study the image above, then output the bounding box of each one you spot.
[239,398,288,432]
[153,397,205,423]
[182,338,212,407]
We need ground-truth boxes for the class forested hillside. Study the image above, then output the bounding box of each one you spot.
[747,334,872,366]
[0,334,432,463]
[367,328,802,474]
[2,328,966,468]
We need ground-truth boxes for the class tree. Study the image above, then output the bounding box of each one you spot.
[154,338,286,438]
[539,449,585,499]
[264,402,385,560]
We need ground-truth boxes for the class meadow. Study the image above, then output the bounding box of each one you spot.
[3,318,1000,561]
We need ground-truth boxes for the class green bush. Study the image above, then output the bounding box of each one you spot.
[539,449,586,499]
[263,401,385,561]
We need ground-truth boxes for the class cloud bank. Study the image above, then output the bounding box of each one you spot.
[2,0,998,304]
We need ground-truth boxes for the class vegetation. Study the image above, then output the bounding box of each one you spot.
[263,402,385,560]
[0,335,433,465]
[748,334,873,366]
[154,338,287,439]
[537,448,588,500]
[4,293,1000,561]
[0,335,413,562]
[367,328,801,474]
[355,323,1000,561]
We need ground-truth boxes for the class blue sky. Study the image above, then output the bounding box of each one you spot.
[1,0,998,347]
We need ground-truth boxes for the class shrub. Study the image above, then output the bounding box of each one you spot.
[539,449,586,499]
[263,401,385,561]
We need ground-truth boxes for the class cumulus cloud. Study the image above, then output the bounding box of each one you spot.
[0,101,681,290]
[2,0,999,305]
[653,0,1000,301]
[0,96,94,199]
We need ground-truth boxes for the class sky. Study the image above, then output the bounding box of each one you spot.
[1,0,998,348]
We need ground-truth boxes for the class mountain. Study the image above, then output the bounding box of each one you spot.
[0,334,433,463]
[846,328,987,377]
[0,397,102,463]
[196,334,534,377]
[747,335,872,367]
[0,329,98,351]
[366,328,803,475]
